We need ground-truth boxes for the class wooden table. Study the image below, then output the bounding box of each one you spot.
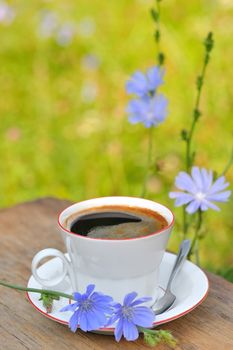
[0,198,232,350]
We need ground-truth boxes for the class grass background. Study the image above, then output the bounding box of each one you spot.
[0,0,232,277]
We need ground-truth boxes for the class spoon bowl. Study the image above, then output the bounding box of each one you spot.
[152,239,191,315]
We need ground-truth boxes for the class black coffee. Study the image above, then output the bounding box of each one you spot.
[69,206,168,239]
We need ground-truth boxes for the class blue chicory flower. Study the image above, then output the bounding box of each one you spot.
[56,22,76,47]
[38,10,58,38]
[169,166,231,214]
[77,17,96,38]
[60,284,113,332]
[107,291,154,342]
[126,66,164,97]
[0,1,15,25]
[127,94,168,128]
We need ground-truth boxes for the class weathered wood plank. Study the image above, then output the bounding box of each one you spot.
[0,198,232,349]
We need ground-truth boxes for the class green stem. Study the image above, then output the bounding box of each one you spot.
[156,0,161,65]
[186,55,208,172]
[138,326,177,348]
[221,141,233,176]
[182,33,213,242]
[141,126,154,197]
[188,210,203,262]
[182,206,188,239]
[138,326,158,334]
[0,281,74,300]
[194,239,200,266]
[151,0,165,66]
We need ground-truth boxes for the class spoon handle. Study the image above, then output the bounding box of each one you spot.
[166,239,191,291]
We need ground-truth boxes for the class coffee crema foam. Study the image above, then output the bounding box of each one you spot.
[65,205,168,239]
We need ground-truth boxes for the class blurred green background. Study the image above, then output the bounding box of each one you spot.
[0,1,232,277]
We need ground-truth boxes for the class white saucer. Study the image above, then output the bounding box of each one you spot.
[27,252,209,333]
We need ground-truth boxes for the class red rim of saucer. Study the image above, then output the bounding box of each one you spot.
[57,197,175,241]
[26,275,209,331]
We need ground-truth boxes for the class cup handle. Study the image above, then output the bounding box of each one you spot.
[31,248,76,290]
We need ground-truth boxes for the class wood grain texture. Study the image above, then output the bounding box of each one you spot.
[0,197,232,350]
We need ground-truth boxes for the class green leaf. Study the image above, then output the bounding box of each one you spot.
[144,332,160,346]
[193,108,201,121]
[39,292,60,313]
[154,30,160,42]
[204,32,214,52]
[158,330,177,348]
[196,76,203,90]
[141,328,177,348]
[181,129,188,141]
[150,8,158,21]
[158,52,165,65]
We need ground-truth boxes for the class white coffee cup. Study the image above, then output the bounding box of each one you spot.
[31,196,174,303]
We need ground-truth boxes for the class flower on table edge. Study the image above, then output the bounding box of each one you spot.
[107,291,154,342]
[169,166,231,214]
[60,284,113,332]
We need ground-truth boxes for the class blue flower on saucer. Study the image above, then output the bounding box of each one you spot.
[60,284,113,332]
[107,291,154,342]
